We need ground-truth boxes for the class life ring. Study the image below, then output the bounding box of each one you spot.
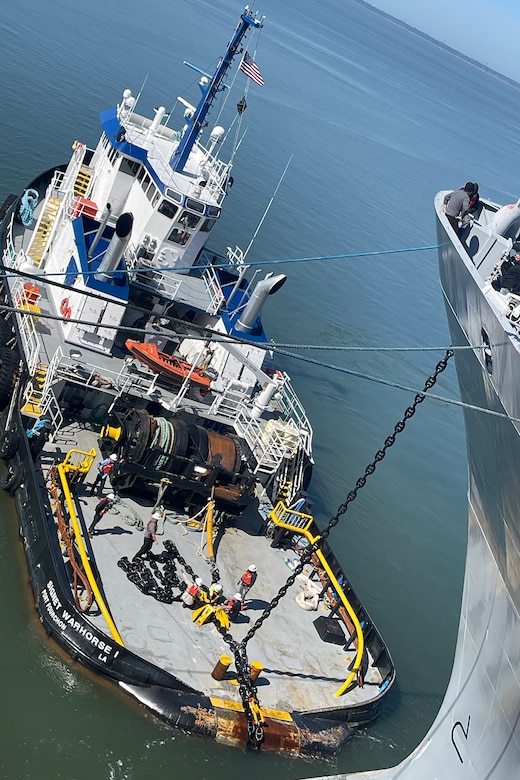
[0,463,23,493]
[60,298,72,319]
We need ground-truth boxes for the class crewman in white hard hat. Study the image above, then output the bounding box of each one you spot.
[91,453,119,496]
[224,593,243,622]
[238,563,257,600]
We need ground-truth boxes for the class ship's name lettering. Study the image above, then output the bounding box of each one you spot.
[45,580,62,610]
[61,610,113,654]
[41,584,114,656]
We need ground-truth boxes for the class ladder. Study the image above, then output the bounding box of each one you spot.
[27,196,61,267]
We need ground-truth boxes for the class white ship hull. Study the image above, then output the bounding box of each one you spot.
[311,197,520,777]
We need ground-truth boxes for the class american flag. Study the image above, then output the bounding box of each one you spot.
[239,51,264,87]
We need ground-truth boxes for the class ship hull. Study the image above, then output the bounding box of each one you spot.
[329,207,520,779]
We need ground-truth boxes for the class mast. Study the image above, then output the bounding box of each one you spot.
[169,6,263,174]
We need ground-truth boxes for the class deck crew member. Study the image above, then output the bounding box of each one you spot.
[132,511,160,561]
[224,593,243,622]
[501,250,520,294]
[91,453,118,496]
[88,494,116,538]
[238,564,257,600]
[209,582,224,604]
[443,182,474,235]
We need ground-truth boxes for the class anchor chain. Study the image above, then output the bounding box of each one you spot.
[217,349,454,748]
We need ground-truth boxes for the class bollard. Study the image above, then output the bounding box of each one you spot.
[249,660,263,682]
[211,654,232,681]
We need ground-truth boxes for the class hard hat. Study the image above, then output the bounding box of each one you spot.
[248,564,257,572]
[152,511,162,520]
[107,493,116,500]
[109,453,118,461]
[195,577,203,586]
[234,593,242,600]
[214,583,223,591]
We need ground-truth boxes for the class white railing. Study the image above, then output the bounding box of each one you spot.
[2,213,16,268]
[12,279,41,376]
[203,266,225,315]
[60,141,87,194]
[271,374,313,455]
[234,407,302,475]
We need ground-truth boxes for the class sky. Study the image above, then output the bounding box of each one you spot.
[368,0,520,82]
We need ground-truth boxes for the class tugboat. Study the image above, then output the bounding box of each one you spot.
[0,7,394,755]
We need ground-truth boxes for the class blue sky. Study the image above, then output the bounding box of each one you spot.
[369,1,520,81]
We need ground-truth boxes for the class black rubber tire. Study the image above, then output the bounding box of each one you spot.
[302,458,313,491]
[0,348,19,412]
[0,430,20,460]
[0,318,11,344]
[0,463,23,493]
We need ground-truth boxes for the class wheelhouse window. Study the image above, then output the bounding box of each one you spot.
[158,200,179,219]
[165,188,183,203]
[167,227,190,245]
[120,157,141,176]
[178,211,200,229]
[185,198,205,214]
[200,218,216,233]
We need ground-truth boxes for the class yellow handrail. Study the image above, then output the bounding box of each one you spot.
[57,449,124,646]
[268,501,364,697]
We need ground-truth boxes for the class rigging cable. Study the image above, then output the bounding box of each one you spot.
[0,298,516,422]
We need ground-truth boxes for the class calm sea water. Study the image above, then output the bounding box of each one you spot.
[1,0,520,777]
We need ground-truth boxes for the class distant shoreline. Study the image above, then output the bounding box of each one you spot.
[354,0,520,90]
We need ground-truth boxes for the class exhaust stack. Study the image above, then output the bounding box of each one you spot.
[236,273,287,333]
[95,212,133,281]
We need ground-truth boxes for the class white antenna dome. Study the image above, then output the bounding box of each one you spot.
[210,126,225,143]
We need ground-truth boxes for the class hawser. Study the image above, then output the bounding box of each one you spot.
[0,7,394,756]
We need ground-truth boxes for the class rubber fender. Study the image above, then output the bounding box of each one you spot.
[0,430,20,460]
[0,348,19,413]
[0,318,11,344]
[0,462,23,494]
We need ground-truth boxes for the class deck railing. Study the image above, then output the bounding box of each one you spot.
[268,500,365,697]
[57,450,124,645]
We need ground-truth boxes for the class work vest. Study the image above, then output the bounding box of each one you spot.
[241,570,254,586]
